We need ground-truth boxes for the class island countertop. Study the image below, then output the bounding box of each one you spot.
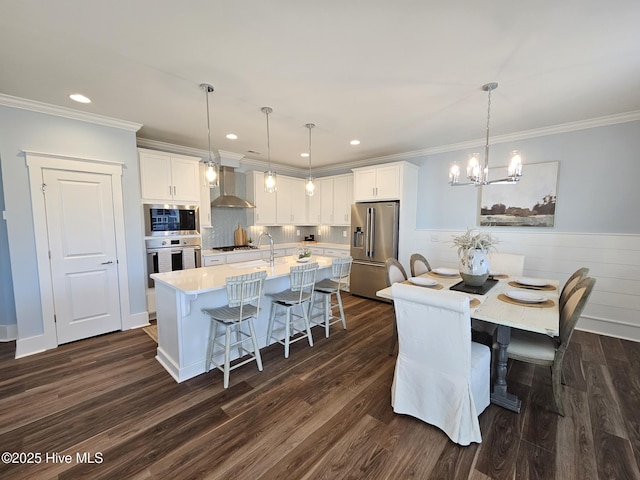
[151,255,334,295]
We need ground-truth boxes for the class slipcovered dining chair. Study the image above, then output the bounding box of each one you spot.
[391,283,491,445]
[385,258,408,355]
[504,276,596,416]
[409,253,431,277]
[266,262,318,358]
[487,252,525,277]
[202,270,267,388]
[310,256,353,337]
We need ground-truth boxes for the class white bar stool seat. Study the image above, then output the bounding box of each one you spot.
[266,262,318,358]
[310,256,352,337]
[201,270,267,388]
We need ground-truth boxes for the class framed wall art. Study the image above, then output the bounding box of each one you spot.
[479,161,559,227]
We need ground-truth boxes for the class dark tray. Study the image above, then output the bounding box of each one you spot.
[449,278,499,295]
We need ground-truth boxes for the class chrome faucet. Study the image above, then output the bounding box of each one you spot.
[258,231,275,267]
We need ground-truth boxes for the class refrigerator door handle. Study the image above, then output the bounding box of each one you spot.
[369,207,375,257]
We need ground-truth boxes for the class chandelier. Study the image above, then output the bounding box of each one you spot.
[305,123,315,196]
[449,82,523,186]
[200,83,219,188]
[261,106,277,193]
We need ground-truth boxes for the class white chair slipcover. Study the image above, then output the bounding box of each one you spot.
[391,283,490,445]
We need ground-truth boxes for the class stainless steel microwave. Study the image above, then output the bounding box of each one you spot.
[143,204,200,237]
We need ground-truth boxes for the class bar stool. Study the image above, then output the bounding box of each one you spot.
[201,270,267,388]
[310,256,352,337]
[266,262,318,358]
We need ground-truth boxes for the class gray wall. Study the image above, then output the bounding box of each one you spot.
[0,106,146,338]
[415,120,640,233]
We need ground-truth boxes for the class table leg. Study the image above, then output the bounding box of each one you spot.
[490,324,521,413]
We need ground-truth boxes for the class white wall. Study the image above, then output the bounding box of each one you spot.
[406,120,640,340]
[0,105,147,344]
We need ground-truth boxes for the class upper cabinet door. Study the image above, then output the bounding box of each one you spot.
[139,149,201,203]
[332,174,353,225]
[247,171,277,225]
[319,178,334,225]
[276,176,306,224]
[352,164,400,201]
[353,169,377,201]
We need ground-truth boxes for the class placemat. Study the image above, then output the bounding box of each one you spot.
[402,280,444,290]
[490,274,509,279]
[498,293,555,308]
[449,278,498,295]
[508,281,556,291]
[428,271,460,279]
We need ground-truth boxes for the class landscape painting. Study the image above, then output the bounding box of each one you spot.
[480,161,559,227]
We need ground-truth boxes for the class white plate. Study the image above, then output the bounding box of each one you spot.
[506,290,546,303]
[409,277,438,287]
[433,267,459,276]
[515,277,549,287]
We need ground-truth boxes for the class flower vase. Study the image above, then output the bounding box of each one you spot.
[459,249,490,286]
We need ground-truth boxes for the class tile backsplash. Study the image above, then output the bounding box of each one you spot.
[201,207,350,249]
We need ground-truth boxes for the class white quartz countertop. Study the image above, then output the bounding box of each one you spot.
[201,242,349,257]
[151,255,334,295]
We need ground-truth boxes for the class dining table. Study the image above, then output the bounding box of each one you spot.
[376,269,560,413]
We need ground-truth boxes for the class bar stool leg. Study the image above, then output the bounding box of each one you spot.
[284,308,291,358]
[248,319,263,371]
[323,294,331,337]
[336,290,347,329]
[267,303,277,345]
[205,319,216,373]
[223,324,232,389]
[302,301,314,347]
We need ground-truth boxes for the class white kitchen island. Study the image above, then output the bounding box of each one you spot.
[151,256,333,382]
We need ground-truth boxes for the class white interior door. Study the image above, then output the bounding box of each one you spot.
[43,169,121,344]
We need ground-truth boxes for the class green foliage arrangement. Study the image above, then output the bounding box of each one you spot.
[452,228,499,256]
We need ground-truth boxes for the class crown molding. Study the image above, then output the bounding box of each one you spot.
[0,93,142,132]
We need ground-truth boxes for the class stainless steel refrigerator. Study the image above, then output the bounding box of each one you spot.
[350,201,400,300]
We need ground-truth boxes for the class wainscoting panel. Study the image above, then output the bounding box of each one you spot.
[409,230,640,341]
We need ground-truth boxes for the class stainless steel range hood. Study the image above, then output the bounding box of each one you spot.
[210,166,255,208]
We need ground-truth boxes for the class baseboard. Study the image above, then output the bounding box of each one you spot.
[0,324,18,342]
[122,311,150,330]
[15,333,55,358]
[577,315,640,343]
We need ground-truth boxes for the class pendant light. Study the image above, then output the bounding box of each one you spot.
[449,82,523,186]
[262,106,277,193]
[200,83,219,188]
[305,123,315,196]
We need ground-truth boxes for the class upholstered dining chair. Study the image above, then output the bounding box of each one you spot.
[487,252,525,277]
[409,253,431,277]
[385,258,408,355]
[391,283,491,445]
[504,276,596,416]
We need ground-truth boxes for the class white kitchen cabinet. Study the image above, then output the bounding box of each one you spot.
[276,176,306,225]
[202,255,225,267]
[138,148,201,203]
[324,248,350,257]
[317,174,352,225]
[247,171,277,225]
[352,163,401,201]
[306,180,323,225]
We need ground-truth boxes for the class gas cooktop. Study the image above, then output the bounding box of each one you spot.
[214,245,258,252]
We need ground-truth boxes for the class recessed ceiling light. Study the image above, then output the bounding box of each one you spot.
[350,139,361,145]
[300,153,309,157]
[226,133,238,140]
[69,93,91,104]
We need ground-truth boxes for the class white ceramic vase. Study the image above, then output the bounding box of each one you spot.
[459,249,491,286]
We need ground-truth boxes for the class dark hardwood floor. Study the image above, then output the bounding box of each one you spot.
[1,293,639,479]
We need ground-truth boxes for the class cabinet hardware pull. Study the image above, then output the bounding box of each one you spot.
[101,260,114,265]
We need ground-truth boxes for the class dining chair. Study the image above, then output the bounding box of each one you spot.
[266,262,318,358]
[504,276,596,416]
[310,256,353,337]
[390,283,491,445]
[385,258,408,355]
[559,267,589,309]
[201,270,267,388]
[409,253,431,277]
[487,252,525,277]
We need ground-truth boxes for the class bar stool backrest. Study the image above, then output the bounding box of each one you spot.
[331,256,353,289]
[226,271,267,312]
[290,262,318,292]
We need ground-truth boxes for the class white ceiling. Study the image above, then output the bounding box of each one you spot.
[1,0,639,171]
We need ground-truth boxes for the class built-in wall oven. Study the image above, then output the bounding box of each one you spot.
[146,237,202,288]
[143,204,199,237]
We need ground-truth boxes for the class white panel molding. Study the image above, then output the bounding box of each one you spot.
[410,229,640,341]
[0,94,142,132]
